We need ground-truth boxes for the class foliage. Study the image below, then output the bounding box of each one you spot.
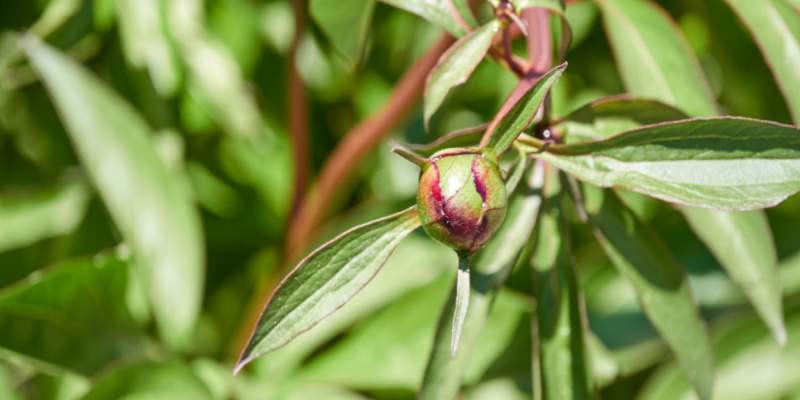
[1,0,800,399]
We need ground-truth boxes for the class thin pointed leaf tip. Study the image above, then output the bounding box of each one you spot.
[235,207,421,373]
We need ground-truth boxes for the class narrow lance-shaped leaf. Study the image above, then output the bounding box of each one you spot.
[24,38,205,351]
[539,117,800,211]
[595,0,783,341]
[482,63,567,156]
[310,0,377,67]
[579,184,714,400]
[532,167,597,400]
[379,0,467,37]
[236,207,421,372]
[680,207,785,345]
[419,161,546,400]
[425,20,500,129]
[594,0,718,118]
[723,0,800,125]
[451,254,471,357]
[558,98,787,344]
[558,95,689,143]
[451,0,478,28]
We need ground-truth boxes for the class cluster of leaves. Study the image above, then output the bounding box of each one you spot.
[2,0,800,400]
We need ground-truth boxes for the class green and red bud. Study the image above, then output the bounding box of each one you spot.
[416,148,507,254]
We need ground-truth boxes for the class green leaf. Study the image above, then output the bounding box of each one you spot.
[24,39,205,350]
[301,276,451,390]
[594,0,778,334]
[115,0,181,97]
[425,21,500,129]
[559,95,689,143]
[0,255,142,376]
[532,168,597,400]
[680,207,785,344]
[254,233,454,385]
[81,361,213,400]
[594,0,718,118]
[452,0,478,28]
[0,179,90,254]
[379,0,467,37]
[723,0,800,125]
[419,162,546,400]
[638,301,800,400]
[451,254,471,357]
[539,117,800,211]
[483,63,567,157]
[310,0,376,66]
[514,0,567,14]
[580,184,714,400]
[236,207,421,372]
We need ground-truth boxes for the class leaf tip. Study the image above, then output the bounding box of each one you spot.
[774,324,788,347]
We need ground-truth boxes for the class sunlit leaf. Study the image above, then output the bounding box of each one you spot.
[115,0,181,97]
[419,162,546,400]
[425,21,500,129]
[532,168,596,400]
[580,184,714,400]
[81,361,213,400]
[595,0,718,118]
[539,117,800,211]
[482,63,567,156]
[452,0,478,28]
[723,0,800,125]
[379,0,467,37]
[310,0,376,66]
[0,255,142,376]
[0,179,90,254]
[25,39,205,350]
[236,207,421,372]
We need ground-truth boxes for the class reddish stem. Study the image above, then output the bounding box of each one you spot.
[288,0,309,215]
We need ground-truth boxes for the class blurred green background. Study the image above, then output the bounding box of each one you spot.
[1,0,800,399]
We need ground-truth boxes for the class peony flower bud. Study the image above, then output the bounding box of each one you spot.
[417,148,507,253]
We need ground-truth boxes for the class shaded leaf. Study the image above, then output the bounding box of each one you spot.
[680,207,785,344]
[723,0,800,125]
[0,179,90,254]
[595,0,718,118]
[379,0,467,37]
[81,361,213,400]
[310,0,376,66]
[0,255,142,376]
[532,168,597,400]
[425,21,500,129]
[419,162,546,400]
[580,184,714,400]
[25,39,205,350]
[559,95,688,143]
[236,207,421,371]
[482,63,567,156]
[638,300,800,400]
[539,117,800,211]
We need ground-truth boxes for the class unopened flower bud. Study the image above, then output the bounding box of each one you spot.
[417,148,507,253]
